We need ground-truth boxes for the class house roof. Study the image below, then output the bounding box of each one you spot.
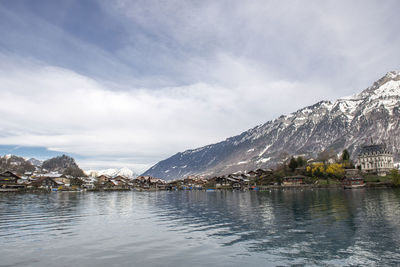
[359,143,392,155]
[31,177,60,185]
[0,171,21,180]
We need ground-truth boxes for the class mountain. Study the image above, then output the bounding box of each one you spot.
[42,155,85,177]
[116,167,137,178]
[143,71,400,180]
[0,155,35,174]
[85,167,137,179]
[28,158,42,166]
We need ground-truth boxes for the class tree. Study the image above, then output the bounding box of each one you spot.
[389,169,400,186]
[326,163,345,178]
[296,156,305,167]
[341,149,350,161]
[309,162,326,178]
[288,157,298,172]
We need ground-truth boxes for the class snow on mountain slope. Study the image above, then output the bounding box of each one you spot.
[116,167,137,178]
[143,71,400,180]
[86,167,137,179]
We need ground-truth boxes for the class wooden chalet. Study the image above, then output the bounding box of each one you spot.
[181,177,207,189]
[0,171,26,190]
[104,179,130,189]
[133,176,166,189]
[53,175,71,187]
[213,176,230,187]
[209,175,249,189]
[31,177,62,189]
[96,175,111,185]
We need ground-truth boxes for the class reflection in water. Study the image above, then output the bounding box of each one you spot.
[1,189,400,266]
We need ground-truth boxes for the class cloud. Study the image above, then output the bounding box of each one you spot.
[107,0,400,88]
[0,0,399,172]
[0,53,336,172]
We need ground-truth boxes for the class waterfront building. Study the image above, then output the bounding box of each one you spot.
[342,177,365,189]
[31,177,62,189]
[282,176,305,186]
[0,171,26,191]
[53,176,71,187]
[357,143,394,176]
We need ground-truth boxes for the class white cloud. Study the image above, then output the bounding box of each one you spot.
[0,53,336,172]
[0,0,399,173]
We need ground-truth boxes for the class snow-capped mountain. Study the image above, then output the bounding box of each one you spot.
[86,167,137,179]
[143,71,400,180]
[116,167,137,178]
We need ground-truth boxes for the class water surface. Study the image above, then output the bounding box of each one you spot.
[1,189,400,266]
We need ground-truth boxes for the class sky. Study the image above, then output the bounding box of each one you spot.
[0,0,399,173]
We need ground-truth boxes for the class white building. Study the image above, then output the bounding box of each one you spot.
[357,143,394,176]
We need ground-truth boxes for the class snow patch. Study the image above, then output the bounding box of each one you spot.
[257,157,271,163]
[259,144,272,156]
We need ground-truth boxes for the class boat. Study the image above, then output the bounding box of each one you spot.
[342,177,366,189]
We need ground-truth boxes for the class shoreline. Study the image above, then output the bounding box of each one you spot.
[0,182,395,194]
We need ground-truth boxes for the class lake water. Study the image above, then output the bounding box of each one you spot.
[1,189,400,266]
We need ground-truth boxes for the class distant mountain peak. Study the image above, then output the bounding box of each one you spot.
[85,167,137,179]
[28,158,42,166]
[42,154,85,177]
[142,71,400,180]
[367,70,400,92]
[384,70,400,79]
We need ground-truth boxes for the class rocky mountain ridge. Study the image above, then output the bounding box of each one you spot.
[143,71,400,180]
[0,154,85,177]
[42,155,85,177]
[0,155,35,174]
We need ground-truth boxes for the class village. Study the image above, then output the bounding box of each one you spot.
[0,143,399,192]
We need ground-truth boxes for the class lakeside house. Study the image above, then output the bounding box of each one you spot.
[209,174,249,189]
[132,176,166,189]
[53,176,71,187]
[174,176,208,190]
[247,168,273,178]
[96,175,110,185]
[282,176,305,186]
[342,177,365,189]
[104,179,129,190]
[0,171,26,191]
[80,177,96,189]
[31,177,63,189]
[357,143,394,176]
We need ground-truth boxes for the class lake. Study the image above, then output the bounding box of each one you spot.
[1,189,400,266]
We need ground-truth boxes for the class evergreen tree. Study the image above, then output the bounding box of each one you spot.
[296,156,305,167]
[341,149,350,162]
[288,157,298,172]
